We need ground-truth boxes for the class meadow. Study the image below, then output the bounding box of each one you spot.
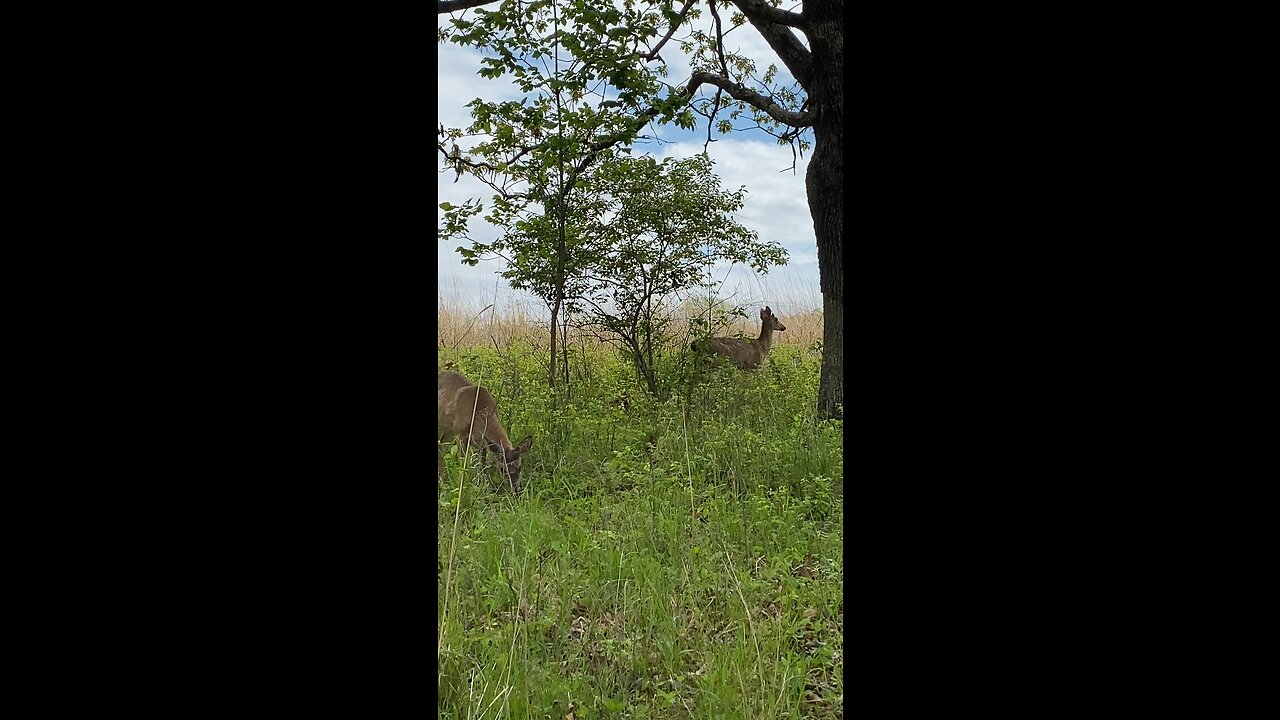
[438,300,844,719]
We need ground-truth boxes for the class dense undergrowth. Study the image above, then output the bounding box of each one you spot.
[438,342,843,718]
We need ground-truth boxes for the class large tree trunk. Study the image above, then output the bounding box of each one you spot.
[806,3,844,421]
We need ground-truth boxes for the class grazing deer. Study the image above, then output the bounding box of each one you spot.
[437,369,532,492]
[692,306,787,370]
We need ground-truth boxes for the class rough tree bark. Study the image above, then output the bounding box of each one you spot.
[802,2,844,420]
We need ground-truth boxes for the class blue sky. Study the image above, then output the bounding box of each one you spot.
[437,10,822,318]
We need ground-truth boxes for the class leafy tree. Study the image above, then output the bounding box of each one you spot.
[574,153,786,395]
[439,0,843,419]
[442,179,602,390]
[439,0,699,390]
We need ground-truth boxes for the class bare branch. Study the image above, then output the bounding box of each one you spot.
[641,0,696,62]
[437,142,532,201]
[702,103,718,153]
[685,71,810,126]
[700,1,734,153]
[707,1,730,78]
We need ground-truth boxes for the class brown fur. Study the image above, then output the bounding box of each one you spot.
[437,369,532,492]
[693,306,787,370]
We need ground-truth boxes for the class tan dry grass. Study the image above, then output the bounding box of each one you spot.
[439,294,824,351]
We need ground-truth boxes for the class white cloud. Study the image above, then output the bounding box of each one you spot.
[654,138,818,312]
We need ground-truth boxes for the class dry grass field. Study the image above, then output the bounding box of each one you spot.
[437,297,825,353]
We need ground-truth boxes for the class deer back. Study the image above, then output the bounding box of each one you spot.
[437,369,533,491]
[698,306,787,370]
[704,337,763,370]
[437,370,508,445]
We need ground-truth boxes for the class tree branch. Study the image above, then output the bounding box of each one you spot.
[732,0,812,86]
[641,0,696,61]
[557,106,662,204]
[438,0,501,13]
[731,0,806,29]
[685,71,810,127]
[707,0,730,78]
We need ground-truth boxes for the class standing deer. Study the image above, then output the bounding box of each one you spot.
[437,369,532,492]
[692,306,787,370]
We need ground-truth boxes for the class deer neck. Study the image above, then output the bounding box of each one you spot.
[480,416,513,452]
[757,322,774,351]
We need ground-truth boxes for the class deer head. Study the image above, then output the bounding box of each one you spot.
[486,435,533,492]
[761,306,787,332]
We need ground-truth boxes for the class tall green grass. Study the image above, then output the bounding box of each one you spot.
[439,342,843,719]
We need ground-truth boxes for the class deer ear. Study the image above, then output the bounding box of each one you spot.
[516,435,533,453]
[486,439,504,455]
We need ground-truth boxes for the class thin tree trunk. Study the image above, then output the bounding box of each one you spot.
[629,336,658,397]
[561,310,570,389]
[549,298,560,391]
[644,295,653,378]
